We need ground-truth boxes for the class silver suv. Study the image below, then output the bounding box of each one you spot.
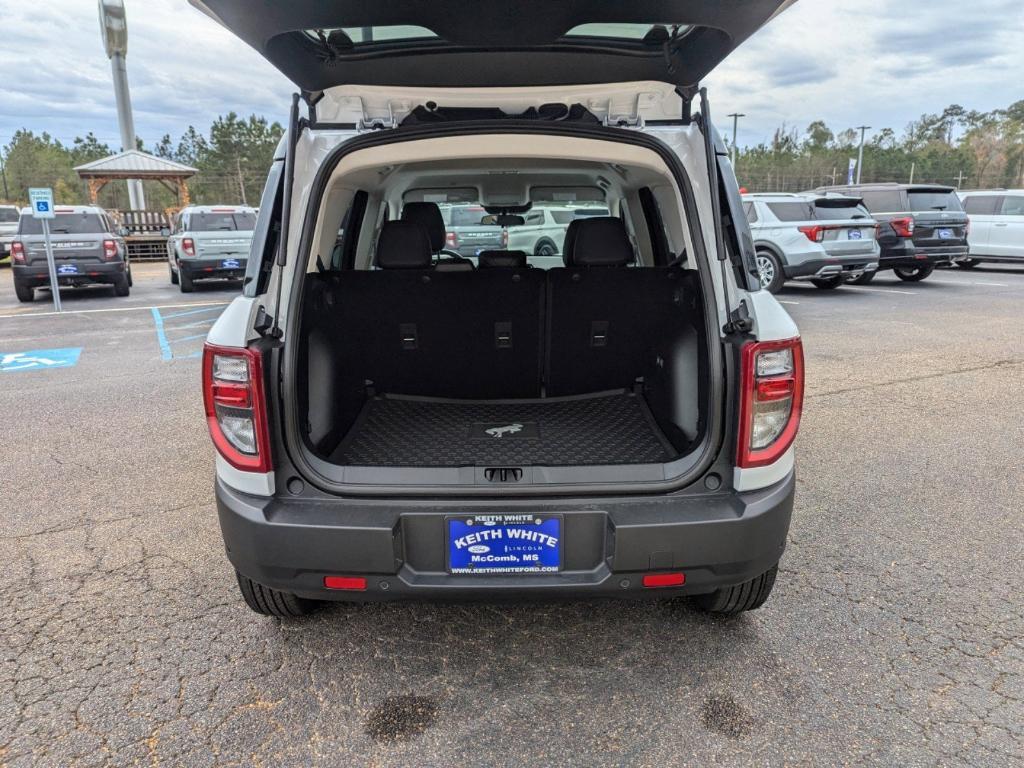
[743,193,879,292]
[0,204,19,265]
[166,205,257,292]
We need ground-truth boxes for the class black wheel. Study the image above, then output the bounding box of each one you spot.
[179,270,195,293]
[894,264,935,282]
[127,266,134,287]
[113,275,130,297]
[169,264,179,285]
[236,571,317,617]
[850,270,876,285]
[810,275,844,290]
[14,280,34,303]
[693,565,778,615]
[534,239,558,259]
[956,259,979,269]
[755,250,785,294]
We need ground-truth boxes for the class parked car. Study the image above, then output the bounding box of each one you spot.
[956,190,1024,267]
[742,192,879,292]
[505,205,611,265]
[815,183,969,282]
[0,204,19,266]
[439,204,506,258]
[166,205,257,292]
[10,205,130,302]
[195,0,802,619]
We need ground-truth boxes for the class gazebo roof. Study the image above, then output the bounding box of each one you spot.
[75,150,198,179]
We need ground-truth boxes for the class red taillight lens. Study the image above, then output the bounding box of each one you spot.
[797,225,824,243]
[102,239,118,260]
[737,338,804,469]
[11,241,25,263]
[202,344,271,473]
[890,217,915,238]
[182,238,196,257]
[445,231,458,248]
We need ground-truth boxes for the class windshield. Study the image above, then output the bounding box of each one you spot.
[19,213,105,235]
[907,191,963,212]
[0,208,19,224]
[189,212,256,231]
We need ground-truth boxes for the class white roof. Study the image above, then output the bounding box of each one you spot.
[74,150,198,177]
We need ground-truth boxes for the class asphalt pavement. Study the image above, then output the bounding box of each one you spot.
[1,262,1021,767]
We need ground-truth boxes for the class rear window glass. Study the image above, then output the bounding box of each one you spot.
[907,191,963,212]
[445,206,492,227]
[766,202,814,222]
[549,208,610,225]
[563,23,691,39]
[742,201,758,223]
[19,212,106,235]
[0,208,19,223]
[307,26,437,44]
[189,212,256,231]
[1000,196,1024,216]
[962,195,1000,215]
[858,190,905,213]
[813,203,871,221]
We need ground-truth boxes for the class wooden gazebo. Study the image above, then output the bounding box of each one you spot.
[75,150,198,208]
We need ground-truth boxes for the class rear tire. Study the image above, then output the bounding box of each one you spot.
[894,264,935,282]
[236,571,317,617]
[810,275,844,290]
[693,564,778,615]
[179,270,194,293]
[850,270,876,285]
[956,259,979,269]
[113,275,130,297]
[755,250,785,294]
[169,264,179,285]
[14,280,34,303]
[534,239,558,259]
[127,267,133,287]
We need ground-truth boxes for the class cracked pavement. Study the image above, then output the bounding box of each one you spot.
[1,264,1022,766]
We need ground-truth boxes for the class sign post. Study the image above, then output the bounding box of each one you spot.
[29,188,61,312]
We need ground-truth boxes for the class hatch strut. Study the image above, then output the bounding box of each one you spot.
[697,87,751,335]
[268,93,301,339]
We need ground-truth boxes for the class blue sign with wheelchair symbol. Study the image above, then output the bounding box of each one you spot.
[0,348,82,373]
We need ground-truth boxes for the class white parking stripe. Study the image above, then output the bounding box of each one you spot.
[0,301,228,320]
[844,286,918,296]
[777,300,800,305]
[928,279,1010,287]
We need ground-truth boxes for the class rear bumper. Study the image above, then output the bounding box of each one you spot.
[879,243,969,268]
[13,261,126,285]
[178,257,247,280]
[785,257,878,281]
[216,471,795,602]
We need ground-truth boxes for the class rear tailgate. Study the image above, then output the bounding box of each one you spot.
[912,215,969,249]
[24,236,105,266]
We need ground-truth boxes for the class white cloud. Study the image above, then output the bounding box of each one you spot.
[0,0,1019,152]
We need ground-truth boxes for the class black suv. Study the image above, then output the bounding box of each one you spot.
[815,184,969,283]
[10,205,132,302]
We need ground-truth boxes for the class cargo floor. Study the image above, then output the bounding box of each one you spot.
[331,390,677,467]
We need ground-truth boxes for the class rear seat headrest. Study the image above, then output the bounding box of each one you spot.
[566,217,635,268]
[375,221,433,269]
[479,250,528,269]
[401,202,446,253]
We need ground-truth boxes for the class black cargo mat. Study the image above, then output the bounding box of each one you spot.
[331,390,677,467]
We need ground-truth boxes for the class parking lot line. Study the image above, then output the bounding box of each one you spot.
[928,278,1010,287]
[778,300,800,305]
[0,300,228,321]
[844,286,918,296]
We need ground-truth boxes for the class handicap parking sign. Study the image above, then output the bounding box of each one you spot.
[0,348,82,373]
[28,188,55,220]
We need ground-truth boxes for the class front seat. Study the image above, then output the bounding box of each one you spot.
[401,201,474,271]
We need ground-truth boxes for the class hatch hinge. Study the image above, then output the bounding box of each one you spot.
[356,99,398,132]
[723,300,754,336]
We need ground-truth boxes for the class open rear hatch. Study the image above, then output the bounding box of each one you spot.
[190,0,794,92]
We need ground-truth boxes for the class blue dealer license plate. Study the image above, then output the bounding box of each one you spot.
[221,258,241,269]
[936,228,954,239]
[448,515,562,574]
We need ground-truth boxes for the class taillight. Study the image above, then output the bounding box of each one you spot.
[797,225,824,243]
[737,338,804,469]
[445,231,458,248]
[11,241,25,263]
[964,218,970,236]
[202,344,271,472]
[890,217,914,238]
[182,238,196,257]
[102,239,118,260]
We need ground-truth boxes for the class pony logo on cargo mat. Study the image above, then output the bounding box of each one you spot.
[471,421,539,440]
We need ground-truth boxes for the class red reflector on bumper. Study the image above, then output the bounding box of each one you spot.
[642,572,685,588]
[324,576,367,591]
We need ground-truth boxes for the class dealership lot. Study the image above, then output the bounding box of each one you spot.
[1,263,1022,767]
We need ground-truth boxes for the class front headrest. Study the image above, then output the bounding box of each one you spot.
[375,221,432,269]
[401,202,446,253]
[567,217,634,267]
[478,250,528,269]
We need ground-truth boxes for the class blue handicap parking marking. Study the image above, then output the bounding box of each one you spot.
[0,347,82,373]
[151,305,228,361]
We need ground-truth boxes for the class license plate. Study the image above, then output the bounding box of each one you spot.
[847,229,863,240]
[936,228,954,239]
[448,515,562,574]
[221,258,241,269]
[57,264,79,275]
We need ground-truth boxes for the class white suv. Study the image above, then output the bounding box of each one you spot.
[194,0,804,618]
[743,193,879,292]
[957,190,1024,267]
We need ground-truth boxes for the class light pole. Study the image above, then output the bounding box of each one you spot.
[855,125,871,185]
[727,112,745,168]
[99,0,146,210]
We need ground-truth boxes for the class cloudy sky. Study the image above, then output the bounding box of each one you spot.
[0,0,1020,152]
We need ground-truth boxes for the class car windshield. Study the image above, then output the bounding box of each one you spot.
[19,212,105,235]
[907,191,963,212]
[190,212,256,231]
[0,208,19,223]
